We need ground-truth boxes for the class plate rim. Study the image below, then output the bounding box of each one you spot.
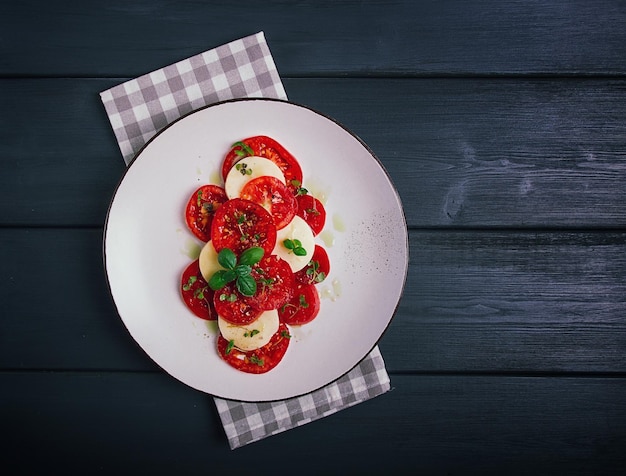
[102,97,409,402]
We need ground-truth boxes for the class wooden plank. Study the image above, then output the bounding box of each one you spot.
[1,78,626,227]
[2,228,625,373]
[0,227,157,371]
[289,78,626,228]
[0,78,126,226]
[1,1,626,76]
[2,372,625,474]
[385,230,626,372]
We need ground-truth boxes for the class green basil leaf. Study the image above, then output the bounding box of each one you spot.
[236,274,257,297]
[208,270,230,290]
[225,340,235,355]
[239,246,264,266]
[234,264,251,277]
[283,239,294,250]
[294,247,307,257]
[217,248,237,270]
[232,141,254,156]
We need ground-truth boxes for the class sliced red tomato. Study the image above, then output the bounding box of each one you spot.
[185,185,228,242]
[217,323,291,374]
[180,260,216,320]
[210,198,277,256]
[213,282,262,325]
[278,283,321,325]
[240,176,297,229]
[294,245,331,285]
[222,136,303,189]
[244,255,294,311]
[296,194,326,236]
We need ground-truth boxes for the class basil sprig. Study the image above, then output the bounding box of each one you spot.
[208,247,264,297]
[283,238,307,256]
[232,141,254,158]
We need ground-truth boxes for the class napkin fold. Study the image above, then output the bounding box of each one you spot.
[100,31,391,449]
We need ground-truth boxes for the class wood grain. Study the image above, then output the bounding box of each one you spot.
[388,230,626,372]
[1,78,625,227]
[1,1,625,77]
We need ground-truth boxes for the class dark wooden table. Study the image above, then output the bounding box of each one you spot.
[2,1,625,474]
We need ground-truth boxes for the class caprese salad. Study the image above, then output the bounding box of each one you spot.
[180,136,331,374]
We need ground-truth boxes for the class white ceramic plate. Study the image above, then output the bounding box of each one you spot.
[104,98,408,402]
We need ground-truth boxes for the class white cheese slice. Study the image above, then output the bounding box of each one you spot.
[218,310,280,351]
[224,156,285,199]
[272,215,315,272]
[198,240,220,282]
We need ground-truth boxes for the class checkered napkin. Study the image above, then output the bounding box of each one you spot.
[100,31,391,449]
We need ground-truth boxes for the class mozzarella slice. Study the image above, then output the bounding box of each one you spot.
[218,310,280,351]
[198,240,220,282]
[224,156,285,199]
[272,215,315,272]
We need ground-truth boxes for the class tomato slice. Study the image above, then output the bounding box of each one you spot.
[278,283,321,325]
[185,185,228,242]
[180,260,216,320]
[296,194,326,236]
[240,176,297,229]
[217,323,291,374]
[222,136,303,189]
[210,198,277,256]
[294,245,330,285]
[213,282,262,325]
[244,255,294,311]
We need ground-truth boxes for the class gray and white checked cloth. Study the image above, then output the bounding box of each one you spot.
[100,31,391,449]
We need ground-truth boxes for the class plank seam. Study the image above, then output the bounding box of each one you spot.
[2,369,626,379]
[2,73,626,80]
